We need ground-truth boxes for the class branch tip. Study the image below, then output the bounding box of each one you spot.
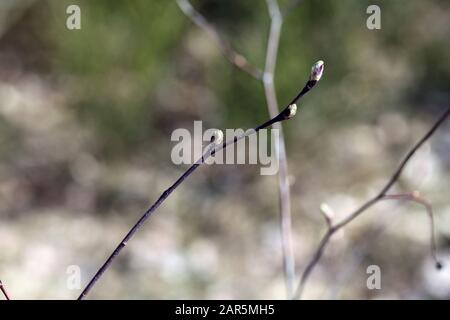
[319,202,334,228]
[310,60,324,82]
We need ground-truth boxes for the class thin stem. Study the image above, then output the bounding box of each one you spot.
[326,222,391,299]
[381,192,441,269]
[294,106,450,299]
[77,76,320,300]
[176,0,263,80]
[0,280,11,300]
[263,0,295,298]
[177,0,308,298]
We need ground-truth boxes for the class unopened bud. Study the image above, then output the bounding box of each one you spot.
[210,129,224,145]
[310,60,324,82]
[320,202,334,227]
[287,104,297,119]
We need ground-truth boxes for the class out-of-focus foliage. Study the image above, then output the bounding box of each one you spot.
[0,0,449,299]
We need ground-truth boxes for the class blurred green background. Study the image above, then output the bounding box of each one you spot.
[0,0,449,299]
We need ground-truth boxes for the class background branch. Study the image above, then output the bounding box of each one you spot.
[381,192,441,269]
[294,106,450,299]
[263,0,296,298]
[177,0,298,298]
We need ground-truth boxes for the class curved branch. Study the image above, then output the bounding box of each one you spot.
[177,0,307,298]
[381,192,441,269]
[77,68,323,300]
[294,106,450,299]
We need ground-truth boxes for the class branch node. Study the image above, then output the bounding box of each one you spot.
[263,72,274,85]
[286,104,297,119]
[319,202,334,228]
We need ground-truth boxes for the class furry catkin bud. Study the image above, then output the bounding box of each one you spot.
[286,104,297,119]
[310,60,324,81]
[210,129,224,145]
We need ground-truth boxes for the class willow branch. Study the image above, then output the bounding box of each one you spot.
[77,64,323,300]
[176,0,263,79]
[294,106,450,299]
[0,280,11,300]
[177,0,302,298]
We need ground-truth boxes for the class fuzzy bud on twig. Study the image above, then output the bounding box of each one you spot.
[310,60,324,82]
[210,129,224,145]
[319,202,334,228]
[287,104,297,119]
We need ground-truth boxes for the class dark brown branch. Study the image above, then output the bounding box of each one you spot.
[0,280,11,300]
[293,106,450,299]
[176,0,263,80]
[77,72,322,299]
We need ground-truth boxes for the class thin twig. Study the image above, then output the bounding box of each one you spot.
[263,0,296,299]
[0,280,11,300]
[327,191,441,299]
[293,106,450,299]
[381,192,441,269]
[77,65,323,300]
[176,0,263,79]
[177,0,300,298]
[326,221,391,299]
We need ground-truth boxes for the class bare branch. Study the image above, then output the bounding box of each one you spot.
[0,280,11,300]
[176,0,308,298]
[77,66,323,300]
[176,0,263,79]
[381,191,442,269]
[262,0,296,299]
[264,0,282,81]
[319,203,335,229]
[294,106,450,299]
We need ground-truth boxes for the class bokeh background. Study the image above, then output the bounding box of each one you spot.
[0,0,449,299]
